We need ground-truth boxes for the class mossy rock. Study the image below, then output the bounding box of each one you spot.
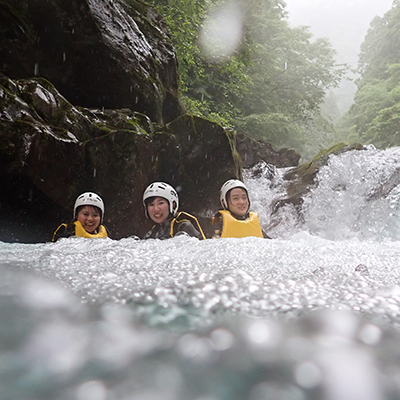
[278,143,365,208]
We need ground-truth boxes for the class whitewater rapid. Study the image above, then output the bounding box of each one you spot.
[3,145,400,400]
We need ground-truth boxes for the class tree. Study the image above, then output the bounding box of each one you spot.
[235,0,345,157]
[343,2,400,147]
[147,0,346,159]
[146,0,250,124]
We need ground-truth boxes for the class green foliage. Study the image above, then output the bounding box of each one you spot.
[342,2,400,148]
[146,0,250,122]
[235,112,300,147]
[364,104,400,147]
[182,97,232,127]
[147,0,346,158]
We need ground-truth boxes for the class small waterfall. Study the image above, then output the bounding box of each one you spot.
[246,145,400,241]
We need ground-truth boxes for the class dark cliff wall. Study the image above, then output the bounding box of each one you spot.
[0,0,183,125]
[0,0,300,242]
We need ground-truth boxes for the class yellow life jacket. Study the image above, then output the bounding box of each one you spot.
[218,210,263,238]
[170,211,206,240]
[52,221,108,241]
[73,221,108,238]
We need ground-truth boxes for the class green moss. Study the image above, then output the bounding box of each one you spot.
[288,143,364,180]
[283,142,365,203]
[93,124,114,135]
[224,127,242,180]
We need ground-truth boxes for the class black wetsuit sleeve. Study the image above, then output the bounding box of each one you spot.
[175,221,201,239]
[143,227,156,239]
[52,223,75,242]
[103,225,111,238]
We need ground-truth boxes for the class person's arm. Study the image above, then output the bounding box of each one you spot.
[52,222,75,242]
[175,221,202,239]
[143,226,155,239]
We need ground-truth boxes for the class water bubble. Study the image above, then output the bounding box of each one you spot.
[358,324,382,345]
[76,381,108,400]
[295,361,322,388]
[177,333,213,361]
[199,1,243,62]
[210,328,235,351]
[246,320,280,347]
[249,382,305,400]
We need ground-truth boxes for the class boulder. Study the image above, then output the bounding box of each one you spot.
[235,133,300,168]
[0,0,303,242]
[281,143,366,208]
[244,143,366,237]
[0,74,239,241]
[0,0,183,124]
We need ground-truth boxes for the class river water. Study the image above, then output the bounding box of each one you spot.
[2,146,400,400]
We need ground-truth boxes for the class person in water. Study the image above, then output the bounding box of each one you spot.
[212,179,269,238]
[52,192,109,241]
[142,182,205,240]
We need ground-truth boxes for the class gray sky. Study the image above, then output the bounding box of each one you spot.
[285,0,393,66]
[284,0,394,112]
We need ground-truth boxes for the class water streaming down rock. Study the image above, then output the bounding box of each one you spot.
[3,146,400,399]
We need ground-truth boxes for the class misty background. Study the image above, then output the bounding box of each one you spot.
[285,0,393,114]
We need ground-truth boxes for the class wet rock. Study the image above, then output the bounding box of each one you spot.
[0,0,183,125]
[277,143,365,209]
[0,0,317,242]
[236,133,300,169]
[0,75,239,241]
[355,264,369,277]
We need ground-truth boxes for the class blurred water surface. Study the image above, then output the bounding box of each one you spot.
[2,146,400,400]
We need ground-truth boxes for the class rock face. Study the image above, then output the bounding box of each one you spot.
[0,74,241,241]
[0,0,183,125]
[0,0,302,243]
[236,133,300,168]
[282,143,365,208]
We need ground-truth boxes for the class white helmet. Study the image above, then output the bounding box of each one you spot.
[143,182,179,218]
[220,179,249,210]
[73,192,105,221]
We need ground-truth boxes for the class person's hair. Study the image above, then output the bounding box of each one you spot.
[145,196,175,213]
[74,205,102,220]
[144,196,157,207]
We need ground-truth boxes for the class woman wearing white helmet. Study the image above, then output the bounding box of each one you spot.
[52,192,109,241]
[212,179,269,238]
[142,182,205,240]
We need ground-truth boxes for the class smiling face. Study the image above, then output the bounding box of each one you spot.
[147,196,170,224]
[227,188,249,217]
[76,205,101,233]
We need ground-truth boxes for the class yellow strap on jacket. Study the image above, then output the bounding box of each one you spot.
[74,221,108,238]
[219,210,263,238]
[170,211,206,240]
[52,223,69,242]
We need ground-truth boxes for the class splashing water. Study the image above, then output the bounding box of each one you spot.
[3,146,400,399]
[301,146,400,241]
[246,145,400,241]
